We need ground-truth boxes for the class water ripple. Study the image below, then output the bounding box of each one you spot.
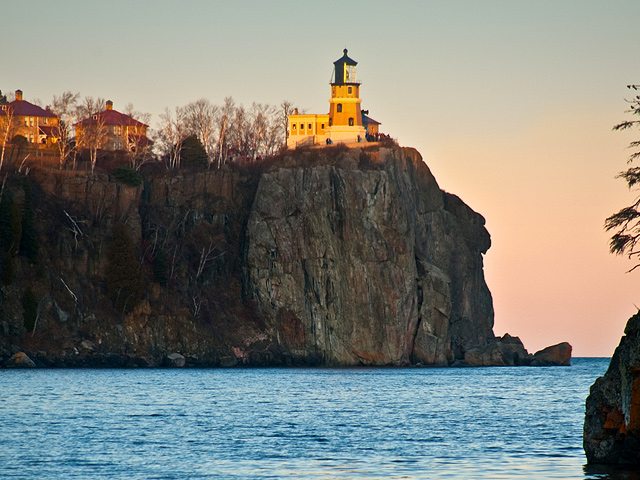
[0,358,630,479]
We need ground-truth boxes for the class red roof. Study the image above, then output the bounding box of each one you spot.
[39,125,60,137]
[76,108,148,128]
[0,100,57,118]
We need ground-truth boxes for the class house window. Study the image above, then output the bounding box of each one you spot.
[24,118,28,126]
[43,118,48,124]
[92,115,98,120]
[292,123,297,132]
[337,104,342,113]
[321,124,325,130]
[308,123,312,130]
[348,86,352,95]
[29,117,34,127]
[329,118,332,126]
[349,118,354,126]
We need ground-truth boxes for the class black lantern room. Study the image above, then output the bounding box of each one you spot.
[332,49,359,86]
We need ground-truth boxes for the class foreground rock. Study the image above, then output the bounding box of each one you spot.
[6,352,36,368]
[164,353,186,368]
[584,312,640,464]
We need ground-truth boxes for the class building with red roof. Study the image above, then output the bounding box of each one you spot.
[0,90,59,145]
[75,100,150,152]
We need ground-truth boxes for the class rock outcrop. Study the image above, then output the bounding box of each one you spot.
[246,147,492,365]
[585,313,640,464]
[531,342,572,366]
[459,334,530,366]
[0,145,570,367]
[6,352,36,368]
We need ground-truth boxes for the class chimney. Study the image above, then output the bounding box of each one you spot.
[15,90,23,101]
[106,100,113,110]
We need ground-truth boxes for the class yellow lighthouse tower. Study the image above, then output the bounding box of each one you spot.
[287,49,378,148]
[326,49,367,144]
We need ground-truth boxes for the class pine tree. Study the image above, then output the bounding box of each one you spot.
[105,222,143,313]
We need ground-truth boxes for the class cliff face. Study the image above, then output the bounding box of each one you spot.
[0,146,499,367]
[584,313,640,464]
[246,147,493,365]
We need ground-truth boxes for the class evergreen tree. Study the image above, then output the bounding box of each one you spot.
[105,222,143,313]
[19,176,38,263]
[181,135,208,167]
[153,247,168,286]
[0,191,22,286]
[22,288,38,332]
[0,191,21,255]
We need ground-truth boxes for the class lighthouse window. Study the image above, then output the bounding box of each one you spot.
[337,104,342,113]
[349,117,354,126]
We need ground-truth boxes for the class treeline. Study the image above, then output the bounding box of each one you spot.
[154,98,296,169]
[0,88,299,172]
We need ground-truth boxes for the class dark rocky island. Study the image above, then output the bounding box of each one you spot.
[0,145,570,368]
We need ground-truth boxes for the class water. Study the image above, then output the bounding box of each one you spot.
[1,358,638,479]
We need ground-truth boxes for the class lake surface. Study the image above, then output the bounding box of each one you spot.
[1,358,639,479]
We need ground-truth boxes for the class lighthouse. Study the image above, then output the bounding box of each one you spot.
[286,49,379,149]
[325,49,367,143]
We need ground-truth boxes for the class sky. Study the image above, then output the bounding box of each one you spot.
[4,0,640,357]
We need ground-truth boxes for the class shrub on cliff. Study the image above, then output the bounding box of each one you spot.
[105,222,143,313]
[152,247,169,286]
[22,288,38,332]
[19,176,38,263]
[0,190,22,285]
[111,166,143,188]
[0,190,22,256]
[181,135,208,168]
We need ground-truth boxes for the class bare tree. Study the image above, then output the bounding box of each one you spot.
[51,91,80,169]
[216,97,235,168]
[280,100,295,145]
[245,102,282,159]
[77,111,107,173]
[184,98,219,167]
[0,102,14,174]
[76,96,106,119]
[122,103,153,170]
[156,106,188,169]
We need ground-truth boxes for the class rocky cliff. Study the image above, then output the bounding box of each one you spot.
[584,312,640,464]
[0,145,567,367]
[246,147,492,366]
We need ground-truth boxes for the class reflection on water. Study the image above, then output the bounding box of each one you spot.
[584,465,640,480]
[0,358,632,479]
